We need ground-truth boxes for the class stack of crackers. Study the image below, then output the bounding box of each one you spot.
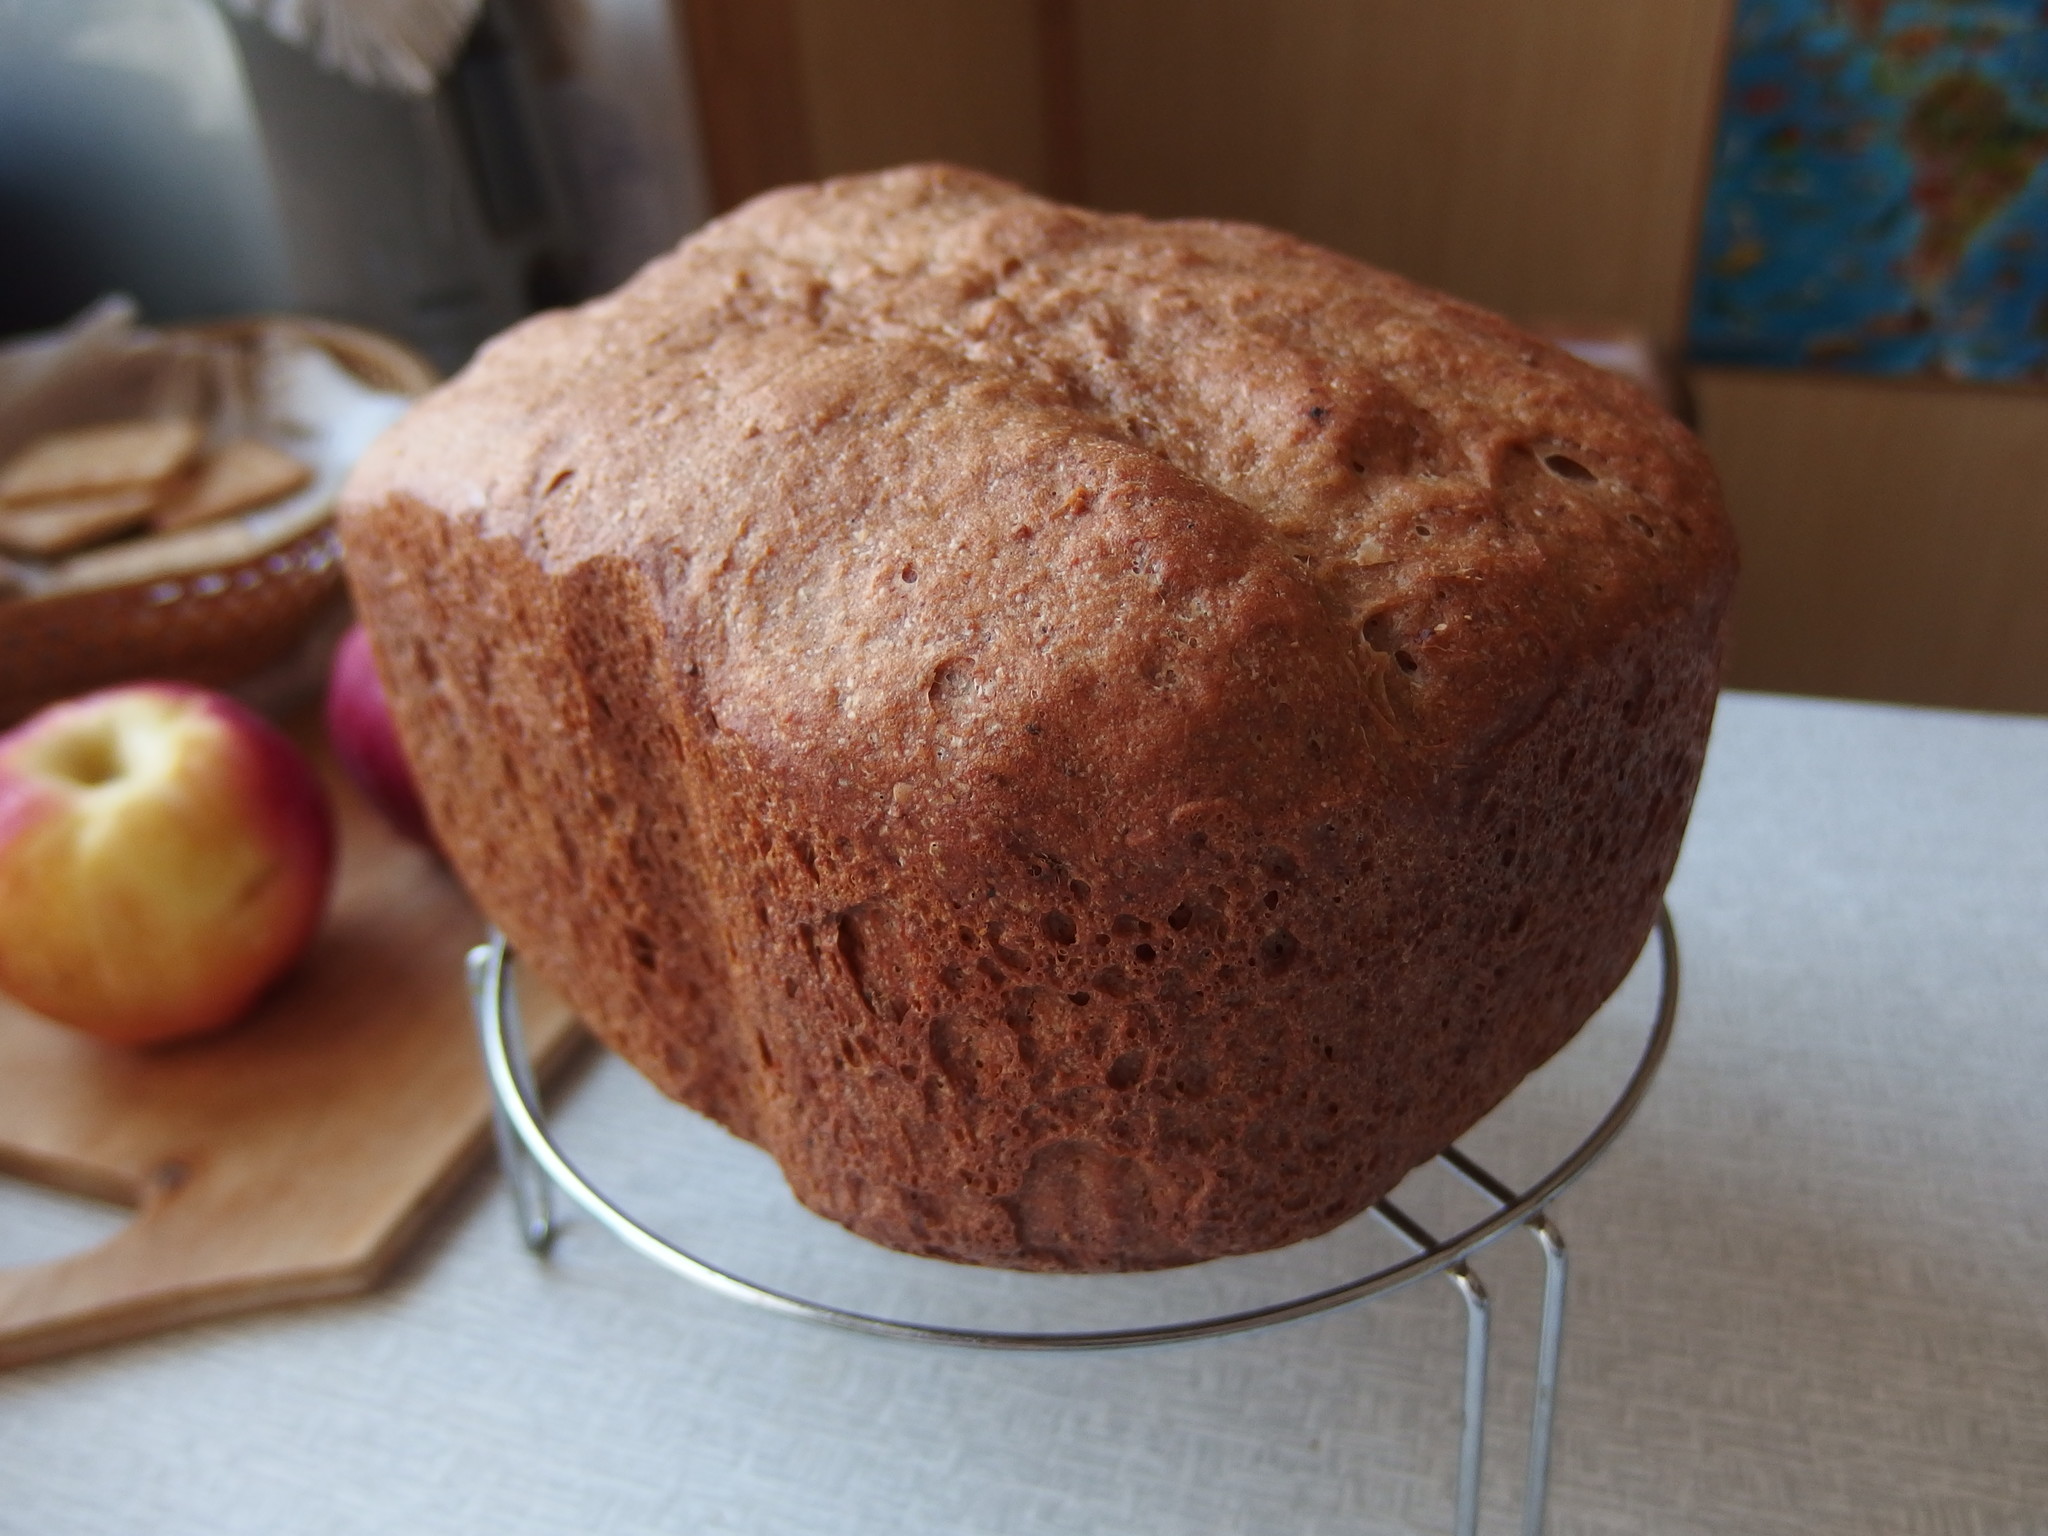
[0,421,311,561]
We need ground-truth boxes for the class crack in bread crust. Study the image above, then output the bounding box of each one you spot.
[341,165,1736,1270]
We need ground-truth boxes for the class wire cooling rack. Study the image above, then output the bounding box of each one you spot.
[471,906,1679,1536]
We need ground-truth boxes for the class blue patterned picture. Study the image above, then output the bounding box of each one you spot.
[1689,0,2048,382]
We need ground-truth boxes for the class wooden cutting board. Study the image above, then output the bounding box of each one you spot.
[0,729,581,1370]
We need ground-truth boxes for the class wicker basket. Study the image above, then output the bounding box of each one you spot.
[0,317,436,727]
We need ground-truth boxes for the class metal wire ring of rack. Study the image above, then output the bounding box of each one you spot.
[473,905,1678,1536]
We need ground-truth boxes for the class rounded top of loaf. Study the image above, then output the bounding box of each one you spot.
[344,164,1733,855]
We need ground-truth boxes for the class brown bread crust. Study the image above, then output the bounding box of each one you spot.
[340,166,1736,1270]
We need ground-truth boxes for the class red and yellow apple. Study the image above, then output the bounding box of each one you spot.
[0,683,336,1045]
[325,623,435,850]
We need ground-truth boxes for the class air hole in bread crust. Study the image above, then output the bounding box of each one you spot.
[1258,929,1301,977]
[1359,611,1402,655]
[625,927,657,970]
[928,658,973,708]
[1543,453,1597,483]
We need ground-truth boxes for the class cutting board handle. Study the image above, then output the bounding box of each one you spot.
[0,1145,385,1368]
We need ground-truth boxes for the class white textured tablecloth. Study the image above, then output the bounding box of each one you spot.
[4,691,2046,1535]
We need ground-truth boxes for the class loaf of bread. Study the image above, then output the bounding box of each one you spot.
[340,166,1735,1271]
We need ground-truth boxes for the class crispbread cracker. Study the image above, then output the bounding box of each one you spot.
[0,419,202,506]
[0,487,158,556]
[152,439,312,531]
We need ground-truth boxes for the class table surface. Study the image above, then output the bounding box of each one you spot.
[3,690,2045,1536]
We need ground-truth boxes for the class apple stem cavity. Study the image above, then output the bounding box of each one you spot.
[45,723,126,789]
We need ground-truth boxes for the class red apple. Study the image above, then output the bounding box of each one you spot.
[326,624,435,849]
[0,683,336,1045]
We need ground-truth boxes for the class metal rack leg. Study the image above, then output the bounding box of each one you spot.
[468,943,556,1253]
[1447,1262,1491,1536]
[1521,1215,1568,1536]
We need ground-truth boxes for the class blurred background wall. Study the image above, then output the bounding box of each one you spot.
[0,0,710,371]
[673,0,2048,718]
[0,0,297,331]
